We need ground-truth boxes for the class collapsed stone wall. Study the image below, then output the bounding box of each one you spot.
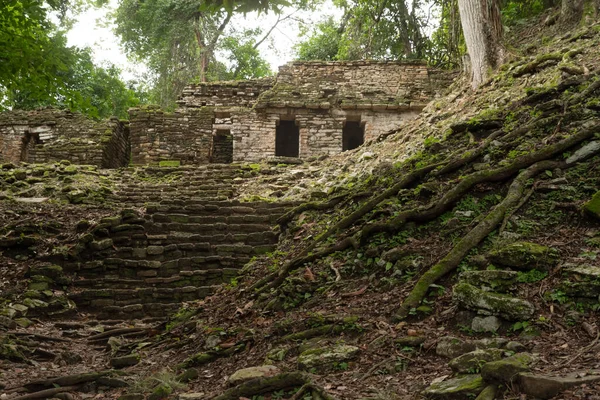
[129,106,213,165]
[0,108,130,168]
[178,77,274,108]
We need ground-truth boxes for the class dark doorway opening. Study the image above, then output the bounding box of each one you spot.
[342,121,364,151]
[211,129,233,163]
[20,131,41,162]
[275,120,299,157]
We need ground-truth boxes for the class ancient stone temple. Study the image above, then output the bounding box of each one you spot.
[129,60,449,165]
[0,108,130,168]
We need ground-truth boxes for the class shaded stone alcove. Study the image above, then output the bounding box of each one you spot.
[342,120,365,151]
[275,120,299,157]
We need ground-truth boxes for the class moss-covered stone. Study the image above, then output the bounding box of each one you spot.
[297,344,359,371]
[448,349,504,374]
[584,191,600,219]
[459,270,517,292]
[480,353,537,384]
[453,283,535,321]
[228,365,280,386]
[423,374,486,399]
[488,242,558,270]
[90,238,113,251]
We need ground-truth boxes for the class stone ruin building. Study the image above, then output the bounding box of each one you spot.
[0,108,130,168]
[0,61,449,167]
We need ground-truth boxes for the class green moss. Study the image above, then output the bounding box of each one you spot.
[453,283,535,321]
[584,191,600,219]
[488,242,559,270]
[423,374,486,399]
[159,160,180,167]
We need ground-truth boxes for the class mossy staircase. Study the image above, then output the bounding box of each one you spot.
[60,164,294,320]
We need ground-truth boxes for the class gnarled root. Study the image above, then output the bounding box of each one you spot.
[360,120,600,244]
[211,372,337,400]
[395,159,563,320]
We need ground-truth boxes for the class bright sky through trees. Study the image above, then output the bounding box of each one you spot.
[65,0,342,81]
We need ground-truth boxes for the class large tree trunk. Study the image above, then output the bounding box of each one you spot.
[457,0,504,89]
[561,0,584,25]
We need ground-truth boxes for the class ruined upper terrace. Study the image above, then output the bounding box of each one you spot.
[177,60,442,112]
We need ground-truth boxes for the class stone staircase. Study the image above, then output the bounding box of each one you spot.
[108,164,242,205]
[61,164,294,320]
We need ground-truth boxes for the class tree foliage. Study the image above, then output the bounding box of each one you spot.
[112,0,280,109]
[1,0,142,119]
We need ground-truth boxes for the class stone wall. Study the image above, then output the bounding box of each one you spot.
[129,106,213,165]
[178,77,274,108]
[130,61,455,164]
[0,108,129,168]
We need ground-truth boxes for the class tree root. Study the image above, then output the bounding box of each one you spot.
[252,120,599,296]
[499,183,537,234]
[275,318,357,343]
[21,370,115,392]
[360,120,600,244]
[252,237,358,296]
[180,343,246,369]
[87,327,146,341]
[312,163,444,245]
[395,159,564,320]
[211,372,337,400]
[277,193,349,228]
[513,51,565,77]
[11,385,79,400]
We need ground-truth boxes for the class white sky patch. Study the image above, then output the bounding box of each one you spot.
[65,0,342,82]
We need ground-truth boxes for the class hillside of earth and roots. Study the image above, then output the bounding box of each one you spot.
[3,14,600,400]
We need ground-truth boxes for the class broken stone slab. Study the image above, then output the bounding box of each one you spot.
[448,348,504,374]
[228,365,280,386]
[475,384,497,400]
[452,283,535,321]
[14,197,49,203]
[487,242,559,270]
[297,344,359,371]
[423,374,486,399]
[481,353,537,384]
[436,336,509,358]
[178,393,206,400]
[559,264,600,298]
[518,371,600,399]
[471,316,502,333]
[459,270,518,292]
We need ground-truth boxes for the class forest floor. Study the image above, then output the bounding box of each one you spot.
[2,11,600,400]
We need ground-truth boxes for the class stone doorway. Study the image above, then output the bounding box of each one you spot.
[211,129,233,163]
[342,121,365,151]
[275,120,299,157]
[20,131,41,162]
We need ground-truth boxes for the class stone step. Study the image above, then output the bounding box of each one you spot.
[115,184,234,192]
[109,195,232,204]
[95,303,183,320]
[72,255,252,276]
[145,200,297,211]
[149,213,273,225]
[72,269,238,289]
[68,285,217,307]
[111,232,278,247]
[147,222,275,235]
[115,185,233,197]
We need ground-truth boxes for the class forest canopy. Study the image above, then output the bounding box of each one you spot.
[1,0,596,117]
